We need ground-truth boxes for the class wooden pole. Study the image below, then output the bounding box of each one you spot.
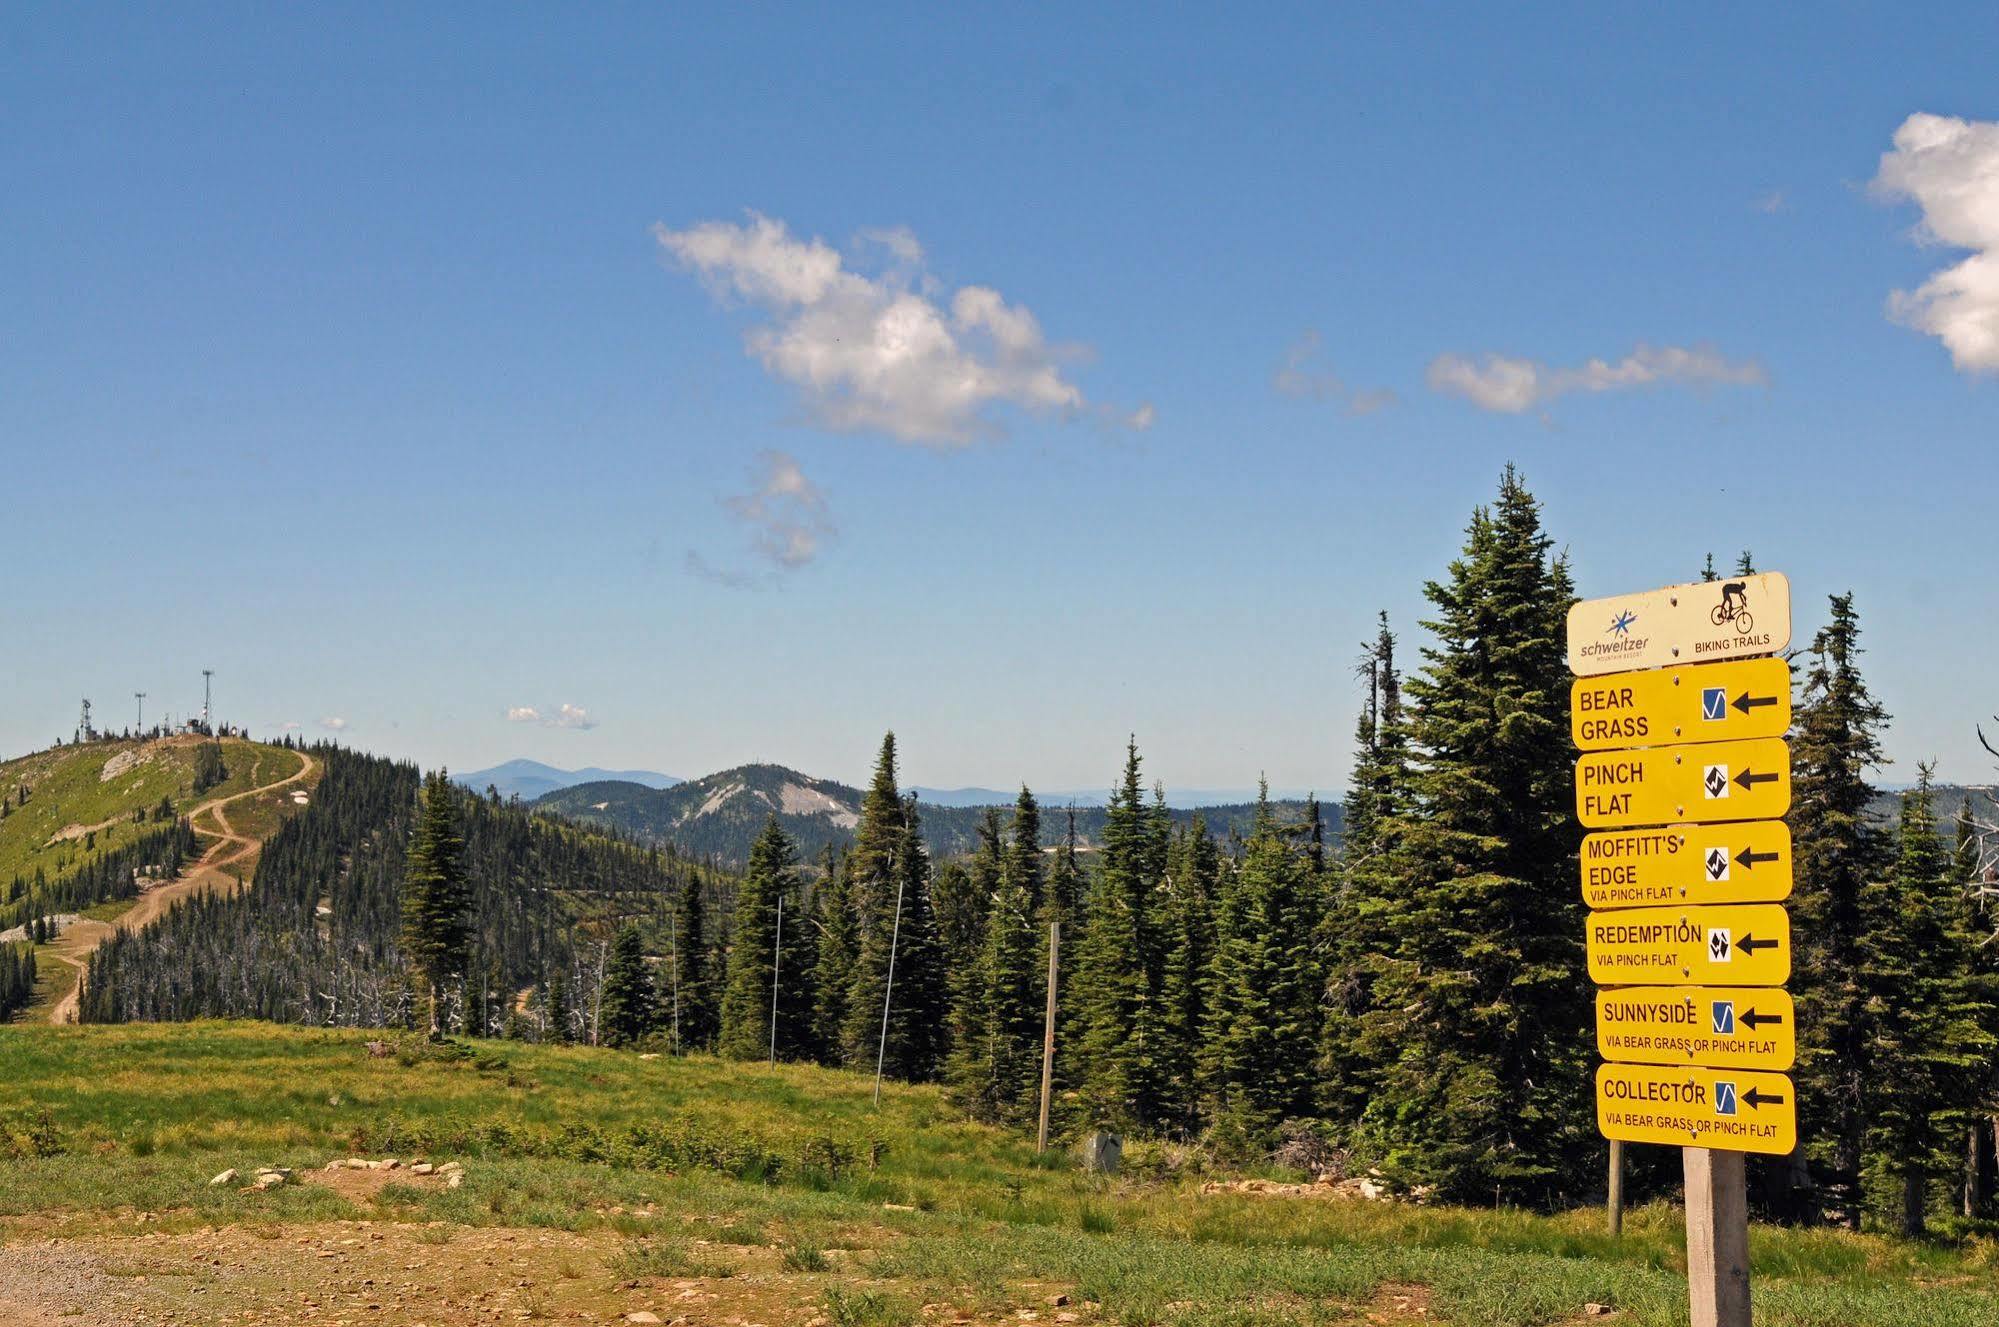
[1037,921,1059,1153]
[1607,1139,1625,1236]
[873,875,905,1108]
[1683,1146,1751,1327]
[769,894,783,1066]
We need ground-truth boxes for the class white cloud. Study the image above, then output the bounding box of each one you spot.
[688,451,837,589]
[1751,190,1788,215]
[1271,330,1399,415]
[507,704,598,730]
[1427,343,1767,414]
[654,212,1145,445]
[1872,112,1999,375]
[723,449,834,570]
[318,716,348,732]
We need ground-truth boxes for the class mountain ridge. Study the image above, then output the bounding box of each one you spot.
[533,761,1341,866]
[455,759,681,802]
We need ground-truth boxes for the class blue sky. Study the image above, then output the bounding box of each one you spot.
[4,4,1996,793]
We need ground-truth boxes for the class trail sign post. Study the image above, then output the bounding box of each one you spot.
[1586,903,1790,986]
[1576,737,1791,828]
[1566,572,1792,675]
[1568,569,1793,1327]
[1595,1063,1796,1154]
[1571,657,1791,750]
[1596,987,1796,1071]
[1581,821,1792,909]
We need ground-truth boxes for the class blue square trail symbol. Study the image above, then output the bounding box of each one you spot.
[1711,1001,1735,1035]
[1702,687,1728,721]
[1715,1081,1738,1117]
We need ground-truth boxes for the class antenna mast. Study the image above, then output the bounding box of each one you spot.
[202,669,214,731]
[79,698,94,742]
[136,692,147,733]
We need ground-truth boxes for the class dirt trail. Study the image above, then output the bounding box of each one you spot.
[45,748,317,1025]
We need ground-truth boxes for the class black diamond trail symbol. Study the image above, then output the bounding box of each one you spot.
[1703,765,1729,799]
[1705,848,1729,881]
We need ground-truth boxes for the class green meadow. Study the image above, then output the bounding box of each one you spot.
[1,1022,1991,1326]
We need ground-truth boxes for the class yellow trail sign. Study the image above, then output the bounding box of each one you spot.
[1596,1063,1796,1155]
[1596,987,1796,1071]
[1571,656,1791,751]
[1587,903,1790,986]
[1567,571,1791,676]
[1576,737,1791,829]
[1580,820,1793,909]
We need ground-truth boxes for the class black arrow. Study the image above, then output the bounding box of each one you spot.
[1735,847,1781,870]
[1734,769,1780,792]
[1742,1086,1785,1109]
[1738,934,1779,955]
[1731,692,1779,716]
[1740,1008,1784,1030]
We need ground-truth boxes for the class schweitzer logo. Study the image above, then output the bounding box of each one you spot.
[1579,609,1648,659]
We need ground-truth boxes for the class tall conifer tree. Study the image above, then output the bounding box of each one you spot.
[811,855,859,1065]
[597,923,656,1049]
[1358,468,1585,1203]
[1790,593,1890,1226]
[1321,613,1411,1121]
[675,872,717,1051]
[402,770,471,1036]
[1862,766,1997,1234]
[719,817,816,1060]
[1070,739,1168,1131]
[946,824,1043,1121]
[1158,815,1220,1135]
[1200,787,1322,1149]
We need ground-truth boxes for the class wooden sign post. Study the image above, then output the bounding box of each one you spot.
[1568,573,1795,1327]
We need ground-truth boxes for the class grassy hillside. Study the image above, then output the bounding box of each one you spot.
[0,1022,1989,1327]
[0,736,301,894]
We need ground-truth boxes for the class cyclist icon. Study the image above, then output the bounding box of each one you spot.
[1712,581,1753,634]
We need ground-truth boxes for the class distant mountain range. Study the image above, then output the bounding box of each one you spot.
[533,762,1338,867]
[455,759,681,803]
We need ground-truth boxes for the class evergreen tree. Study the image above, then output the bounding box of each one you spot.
[1201,787,1321,1150]
[1070,739,1168,1131]
[1320,613,1411,1121]
[1010,786,1046,917]
[1861,766,1997,1235]
[1158,815,1220,1134]
[598,923,656,1048]
[936,809,1001,973]
[1955,798,1999,1218]
[1038,805,1088,1101]
[843,790,949,1079]
[1790,593,1890,1227]
[1358,467,1586,1203]
[546,969,573,1044]
[402,770,471,1035]
[719,816,816,1060]
[811,860,860,1065]
[676,872,717,1050]
[848,734,908,933]
[947,823,1043,1121]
